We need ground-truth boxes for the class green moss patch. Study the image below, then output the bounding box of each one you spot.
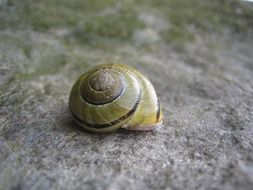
[72,8,144,44]
[22,0,118,31]
[137,0,253,44]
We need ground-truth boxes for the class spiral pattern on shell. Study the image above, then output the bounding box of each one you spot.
[69,63,163,133]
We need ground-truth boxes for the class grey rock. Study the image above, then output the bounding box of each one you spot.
[0,1,253,190]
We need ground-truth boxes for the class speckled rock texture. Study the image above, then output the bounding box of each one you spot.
[0,0,253,190]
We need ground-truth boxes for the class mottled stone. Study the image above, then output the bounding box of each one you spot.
[0,0,253,190]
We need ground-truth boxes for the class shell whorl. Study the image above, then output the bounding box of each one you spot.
[80,69,124,105]
[69,63,163,133]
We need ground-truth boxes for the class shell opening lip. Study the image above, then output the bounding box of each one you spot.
[156,99,161,122]
[123,120,163,131]
[70,89,141,129]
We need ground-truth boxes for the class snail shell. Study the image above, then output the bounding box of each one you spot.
[69,63,163,133]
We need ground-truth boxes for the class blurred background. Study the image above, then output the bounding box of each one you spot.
[0,0,253,190]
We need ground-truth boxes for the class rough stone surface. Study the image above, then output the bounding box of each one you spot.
[0,0,253,190]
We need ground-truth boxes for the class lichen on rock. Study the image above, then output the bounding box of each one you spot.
[0,0,253,190]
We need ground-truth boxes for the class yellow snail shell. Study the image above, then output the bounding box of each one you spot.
[69,63,163,133]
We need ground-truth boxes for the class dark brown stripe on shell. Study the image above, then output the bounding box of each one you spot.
[70,91,141,129]
[156,99,161,122]
[82,84,125,106]
[80,72,125,106]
